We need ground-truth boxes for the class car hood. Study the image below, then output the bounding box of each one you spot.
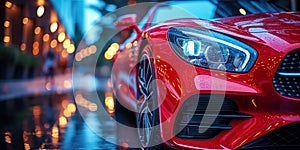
[220,13,300,32]
[219,12,300,44]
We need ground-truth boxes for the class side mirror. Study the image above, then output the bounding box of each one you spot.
[115,14,141,34]
[115,14,137,27]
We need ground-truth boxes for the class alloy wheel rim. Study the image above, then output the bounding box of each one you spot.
[137,53,154,148]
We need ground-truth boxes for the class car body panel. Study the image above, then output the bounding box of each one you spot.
[142,13,300,149]
[112,3,300,148]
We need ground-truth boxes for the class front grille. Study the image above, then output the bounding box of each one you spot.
[240,122,300,149]
[273,49,300,98]
[175,95,251,139]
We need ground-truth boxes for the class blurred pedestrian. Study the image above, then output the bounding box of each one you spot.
[43,50,56,86]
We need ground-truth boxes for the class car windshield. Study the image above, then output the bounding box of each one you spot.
[141,0,287,27]
[124,0,287,45]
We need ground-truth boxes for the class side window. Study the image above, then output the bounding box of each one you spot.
[150,2,217,26]
[151,6,193,26]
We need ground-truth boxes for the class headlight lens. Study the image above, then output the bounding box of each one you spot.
[167,27,257,73]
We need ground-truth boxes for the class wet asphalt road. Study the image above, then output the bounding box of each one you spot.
[0,92,140,150]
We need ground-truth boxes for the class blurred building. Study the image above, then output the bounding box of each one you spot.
[0,0,75,79]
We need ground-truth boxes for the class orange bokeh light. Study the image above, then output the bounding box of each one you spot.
[33,41,39,48]
[61,99,69,109]
[4,21,10,28]
[59,116,67,127]
[63,109,71,118]
[3,36,10,43]
[20,43,26,51]
[51,126,59,138]
[75,53,82,61]
[61,50,68,58]
[43,34,50,42]
[34,27,41,34]
[50,39,57,48]
[5,1,12,8]
[23,17,29,25]
[32,48,39,56]
[105,96,114,114]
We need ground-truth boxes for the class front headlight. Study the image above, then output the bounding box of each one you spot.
[167,27,257,73]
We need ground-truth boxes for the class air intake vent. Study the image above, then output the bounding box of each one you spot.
[273,49,300,98]
[240,122,300,149]
[175,95,251,139]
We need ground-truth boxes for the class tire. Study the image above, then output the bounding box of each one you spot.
[136,45,164,149]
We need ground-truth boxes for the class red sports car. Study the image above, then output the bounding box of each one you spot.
[111,1,300,149]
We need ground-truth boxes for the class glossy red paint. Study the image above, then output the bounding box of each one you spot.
[112,12,300,149]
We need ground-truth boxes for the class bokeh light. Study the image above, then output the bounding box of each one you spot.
[126,42,132,49]
[4,21,10,28]
[59,116,67,127]
[67,44,75,54]
[20,43,26,51]
[111,43,119,50]
[105,96,114,114]
[50,39,57,48]
[58,32,66,42]
[75,53,82,61]
[61,99,69,109]
[63,109,71,117]
[4,132,12,144]
[51,126,59,138]
[33,41,39,48]
[3,36,10,43]
[34,27,41,34]
[32,48,39,55]
[22,17,29,25]
[63,80,72,88]
[61,50,68,58]
[239,8,247,15]
[50,22,58,33]
[63,39,71,48]
[5,1,12,8]
[37,5,45,17]
[67,103,76,113]
[43,34,50,42]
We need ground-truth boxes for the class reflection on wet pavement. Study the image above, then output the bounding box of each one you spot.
[0,94,117,150]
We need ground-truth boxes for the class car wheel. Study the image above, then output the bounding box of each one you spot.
[136,45,163,149]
